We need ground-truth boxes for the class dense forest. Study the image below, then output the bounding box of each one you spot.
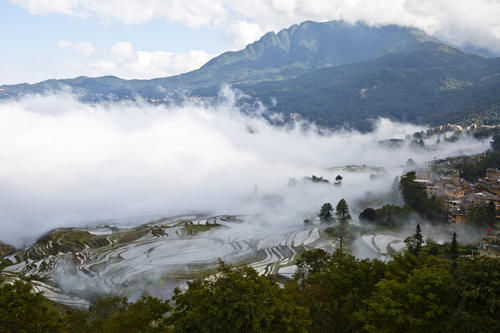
[2,235,499,333]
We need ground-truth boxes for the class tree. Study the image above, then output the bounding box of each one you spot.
[453,256,500,332]
[169,261,310,332]
[326,224,352,254]
[367,204,412,227]
[356,266,456,333]
[359,208,376,222]
[335,174,343,182]
[451,232,458,271]
[335,199,351,222]
[298,251,386,333]
[0,279,63,332]
[404,224,423,256]
[492,132,500,152]
[415,224,423,253]
[399,172,445,221]
[466,203,495,226]
[319,202,333,223]
[294,249,331,283]
[64,296,171,333]
[487,201,496,224]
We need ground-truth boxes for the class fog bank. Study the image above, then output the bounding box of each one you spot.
[0,90,490,245]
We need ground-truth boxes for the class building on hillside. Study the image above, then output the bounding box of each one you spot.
[448,200,466,224]
[486,168,500,179]
[479,233,500,258]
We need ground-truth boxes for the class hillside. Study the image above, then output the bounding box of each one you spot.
[1,20,500,129]
[240,42,500,130]
[0,21,436,98]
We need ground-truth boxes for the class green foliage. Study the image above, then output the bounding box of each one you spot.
[360,204,412,227]
[296,251,387,333]
[319,202,333,223]
[3,244,500,333]
[492,132,500,152]
[400,171,445,221]
[169,261,310,333]
[459,152,500,181]
[404,224,424,256]
[308,175,330,183]
[294,249,331,283]
[248,42,500,130]
[356,265,456,332]
[335,199,351,222]
[64,295,171,333]
[453,256,500,332]
[466,203,496,227]
[0,279,63,332]
[359,208,376,222]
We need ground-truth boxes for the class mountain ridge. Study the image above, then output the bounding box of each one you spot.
[1,20,499,130]
[0,20,437,94]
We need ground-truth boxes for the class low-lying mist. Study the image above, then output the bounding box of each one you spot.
[0,89,491,246]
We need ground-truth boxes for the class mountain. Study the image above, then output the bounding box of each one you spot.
[0,21,435,98]
[1,20,500,129]
[240,42,500,130]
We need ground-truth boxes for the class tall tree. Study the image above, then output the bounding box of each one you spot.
[451,232,458,272]
[405,224,423,256]
[319,202,333,223]
[415,224,423,254]
[335,199,351,222]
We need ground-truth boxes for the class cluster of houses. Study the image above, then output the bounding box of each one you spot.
[414,167,500,258]
[414,168,500,225]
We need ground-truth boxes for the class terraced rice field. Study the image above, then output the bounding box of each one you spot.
[2,215,323,307]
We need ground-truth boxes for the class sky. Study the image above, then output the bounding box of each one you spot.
[1,0,500,84]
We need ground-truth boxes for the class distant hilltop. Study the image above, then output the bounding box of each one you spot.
[1,20,500,131]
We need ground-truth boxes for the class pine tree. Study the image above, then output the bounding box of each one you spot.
[335,199,351,222]
[405,224,424,256]
[451,232,458,271]
[319,202,333,223]
[415,224,423,254]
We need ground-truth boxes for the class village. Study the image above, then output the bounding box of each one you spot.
[414,159,500,258]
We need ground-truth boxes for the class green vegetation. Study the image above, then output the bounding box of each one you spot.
[2,238,500,333]
[170,261,310,332]
[335,199,351,221]
[306,175,330,183]
[0,279,64,332]
[359,205,412,227]
[118,229,150,244]
[247,42,500,130]
[459,152,500,181]
[466,202,496,227]
[400,171,445,221]
[404,224,424,256]
[319,202,333,223]
[0,242,15,258]
[184,224,221,236]
[361,171,446,226]
[64,296,171,333]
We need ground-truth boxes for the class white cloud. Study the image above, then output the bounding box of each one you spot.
[0,91,489,244]
[110,41,135,59]
[82,42,214,79]
[58,40,96,56]
[12,0,500,52]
